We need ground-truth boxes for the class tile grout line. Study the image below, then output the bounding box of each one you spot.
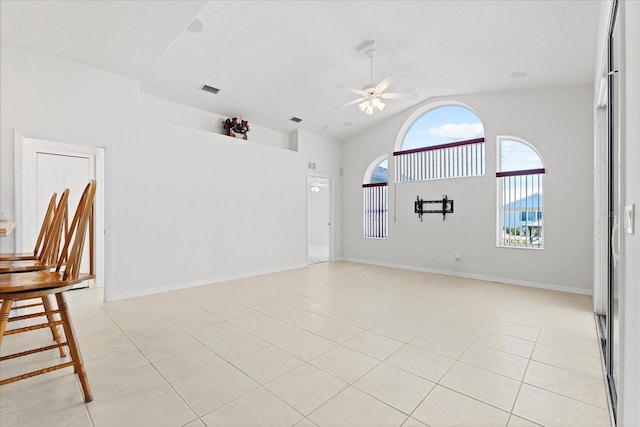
[95,303,203,423]
[506,339,538,425]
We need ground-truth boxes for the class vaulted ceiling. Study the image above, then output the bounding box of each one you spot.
[0,1,602,140]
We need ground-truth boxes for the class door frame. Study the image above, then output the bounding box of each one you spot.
[593,0,621,423]
[606,0,622,417]
[307,173,334,263]
[14,129,107,292]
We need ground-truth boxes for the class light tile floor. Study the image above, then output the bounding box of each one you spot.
[0,262,611,427]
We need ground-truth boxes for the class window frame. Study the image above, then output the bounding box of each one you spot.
[496,136,545,250]
[393,102,485,183]
[362,155,389,239]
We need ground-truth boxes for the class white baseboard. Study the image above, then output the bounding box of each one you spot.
[106,263,308,302]
[341,257,593,296]
[107,258,591,302]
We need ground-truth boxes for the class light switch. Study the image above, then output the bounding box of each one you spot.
[624,204,635,234]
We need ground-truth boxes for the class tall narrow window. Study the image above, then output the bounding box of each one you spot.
[497,137,545,248]
[363,157,388,239]
[394,104,485,182]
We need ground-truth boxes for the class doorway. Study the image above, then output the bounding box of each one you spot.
[308,176,331,264]
[15,132,105,290]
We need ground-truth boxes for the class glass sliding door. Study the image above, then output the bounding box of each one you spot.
[600,0,621,421]
[609,0,621,406]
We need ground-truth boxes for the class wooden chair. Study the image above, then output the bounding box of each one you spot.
[0,180,96,402]
[0,192,59,261]
[0,189,95,277]
[0,189,70,273]
[0,189,70,357]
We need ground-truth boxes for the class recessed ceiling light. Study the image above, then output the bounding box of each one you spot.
[187,19,203,33]
[509,71,527,79]
[200,84,220,94]
[290,117,303,123]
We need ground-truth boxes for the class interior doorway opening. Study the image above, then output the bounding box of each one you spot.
[15,131,106,295]
[308,176,331,264]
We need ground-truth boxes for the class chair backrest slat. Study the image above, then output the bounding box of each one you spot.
[40,189,69,266]
[33,193,57,257]
[60,181,96,281]
[57,181,90,268]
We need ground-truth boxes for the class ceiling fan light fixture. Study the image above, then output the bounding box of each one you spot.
[359,97,385,115]
[371,97,386,111]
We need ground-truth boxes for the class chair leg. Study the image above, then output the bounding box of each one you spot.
[0,299,12,345]
[55,292,92,403]
[41,296,67,358]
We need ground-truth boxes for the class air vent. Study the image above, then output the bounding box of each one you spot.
[200,84,220,94]
[290,117,303,123]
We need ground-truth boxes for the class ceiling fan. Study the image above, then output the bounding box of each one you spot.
[340,41,418,115]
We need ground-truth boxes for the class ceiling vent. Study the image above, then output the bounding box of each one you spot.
[200,84,220,94]
[290,117,303,123]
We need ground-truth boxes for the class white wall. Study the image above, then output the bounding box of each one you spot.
[0,42,340,301]
[140,94,291,150]
[342,85,594,294]
[0,42,139,256]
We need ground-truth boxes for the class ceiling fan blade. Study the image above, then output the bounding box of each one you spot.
[375,75,394,93]
[336,84,367,97]
[381,92,419,100]
[339,97,366,108]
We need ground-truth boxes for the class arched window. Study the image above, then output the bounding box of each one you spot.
[497,137,545,248]
[394,104,485,182]
[363,157,388,239]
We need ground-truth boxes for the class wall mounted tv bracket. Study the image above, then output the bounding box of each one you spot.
[415,195,454,221]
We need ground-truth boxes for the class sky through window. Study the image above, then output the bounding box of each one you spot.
[402,105,484,150]
[499,139,543,172]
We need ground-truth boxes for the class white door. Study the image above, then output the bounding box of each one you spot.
[308,176,331,264]
[17,133,105,288]
[36,152,93,275]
